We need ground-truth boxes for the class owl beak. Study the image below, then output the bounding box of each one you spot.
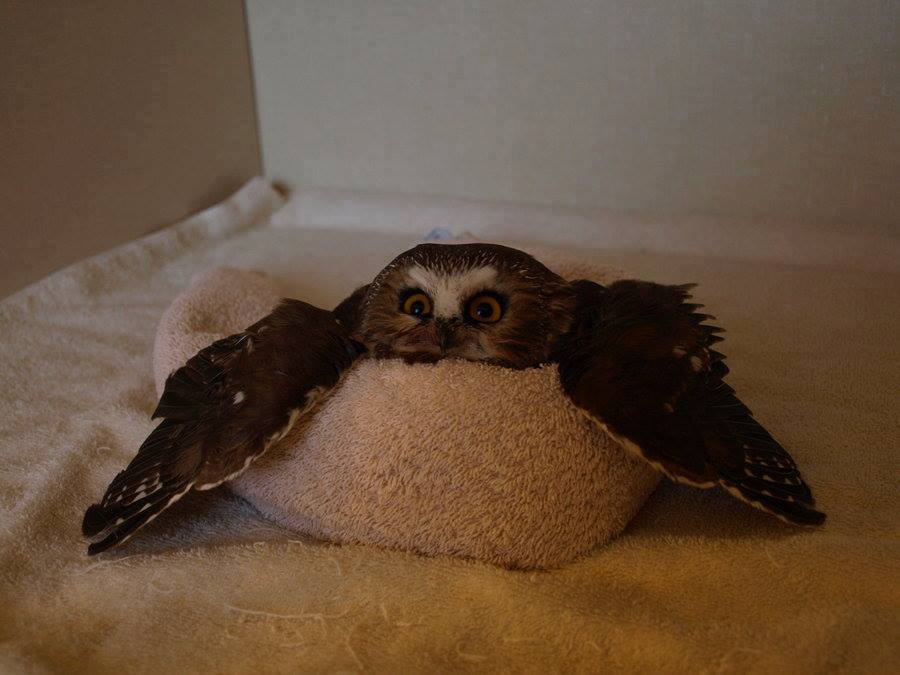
[435,317,461,352]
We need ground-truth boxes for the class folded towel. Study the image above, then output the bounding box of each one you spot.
[153,258,659,569]
[4,180,895,671]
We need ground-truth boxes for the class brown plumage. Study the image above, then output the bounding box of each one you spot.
[552,280,824,525]
[82,300,362,554]
[82,242,823,554]
[359,243,575,367]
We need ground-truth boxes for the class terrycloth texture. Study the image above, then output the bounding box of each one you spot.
[152,266,659,569]
[1,179,898,672]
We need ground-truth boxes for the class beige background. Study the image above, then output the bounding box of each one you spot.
[246,0,899,230]
[0,1,261,297]
[2,1,897,298]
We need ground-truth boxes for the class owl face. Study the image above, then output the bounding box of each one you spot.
[359,243,575,368]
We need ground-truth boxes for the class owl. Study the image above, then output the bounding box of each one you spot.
[82,243,825,554]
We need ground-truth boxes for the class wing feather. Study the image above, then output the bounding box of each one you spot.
[553,279,825,526]
[82,298,366,554]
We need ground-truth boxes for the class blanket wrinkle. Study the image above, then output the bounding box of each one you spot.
[0,179,897,672]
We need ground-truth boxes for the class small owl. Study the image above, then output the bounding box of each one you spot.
[82,243,825,554]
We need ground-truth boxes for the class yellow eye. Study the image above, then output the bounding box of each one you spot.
[402,292,432,317]
[468,294,503,323]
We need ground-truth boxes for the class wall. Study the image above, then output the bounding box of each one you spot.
[0,1,262,297]
[246,0,898,230]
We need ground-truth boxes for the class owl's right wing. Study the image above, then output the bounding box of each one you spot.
[552,279,825,526]
[82,298,366,554]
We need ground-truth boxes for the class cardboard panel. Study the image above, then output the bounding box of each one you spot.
[0,1,262,297]
[247,1,898,230]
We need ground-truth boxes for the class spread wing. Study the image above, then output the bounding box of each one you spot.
[553,279,825,526]
[82,298,365,554]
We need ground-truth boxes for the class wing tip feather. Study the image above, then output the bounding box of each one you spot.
[81,503,108,537]
[723,481,826,527]
[82,481,195,555]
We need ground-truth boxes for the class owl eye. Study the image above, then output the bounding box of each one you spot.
[467,294,503,323]
[401,292,432,317]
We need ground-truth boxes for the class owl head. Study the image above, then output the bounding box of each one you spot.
[358,243,575,368]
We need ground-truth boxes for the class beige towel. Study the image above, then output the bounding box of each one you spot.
[153,262,659,569]
[2,180,896,672]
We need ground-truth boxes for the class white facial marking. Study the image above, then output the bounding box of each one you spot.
[406,265,498,318]
[233,391,245,405]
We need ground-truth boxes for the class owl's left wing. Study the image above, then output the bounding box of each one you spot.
[551,279,825,526]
